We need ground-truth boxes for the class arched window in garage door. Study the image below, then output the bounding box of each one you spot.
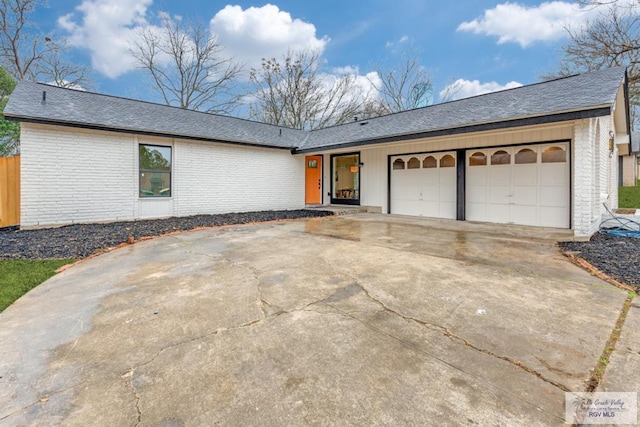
[491,150,511,165]
[542,146,566,163]
[407,157,421,169]
[515,148,537,164]
[440,154,455,168]
[393,159,405,170]
[469,152,487,166]
[423,156,437,168]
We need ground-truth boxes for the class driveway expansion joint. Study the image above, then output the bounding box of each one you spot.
[584,293,635,393]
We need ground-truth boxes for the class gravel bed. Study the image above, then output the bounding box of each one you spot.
[4,210,638,291]
[559,232,640,291]
[0,210,333,260]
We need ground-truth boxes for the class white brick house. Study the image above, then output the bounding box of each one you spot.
[18,125,304,226]
[5,67,632,237]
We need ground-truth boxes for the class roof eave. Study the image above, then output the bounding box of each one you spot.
[5,114,297,151]
[293,106,612,154]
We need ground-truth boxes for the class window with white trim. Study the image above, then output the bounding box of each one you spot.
[139,144,172,197]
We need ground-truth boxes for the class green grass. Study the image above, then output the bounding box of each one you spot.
[619,180,640,209]
[0,259,75,312]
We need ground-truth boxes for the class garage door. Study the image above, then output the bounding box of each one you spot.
[466,144,570,228]
[390,152,456,219]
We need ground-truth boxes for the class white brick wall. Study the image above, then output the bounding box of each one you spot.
[573,119,597,237]
[20,124,304,227]
[572,116,618,237]
[21,125,137,226]
[173,139,304,215]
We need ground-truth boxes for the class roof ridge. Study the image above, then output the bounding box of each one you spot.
[307,66,627,134]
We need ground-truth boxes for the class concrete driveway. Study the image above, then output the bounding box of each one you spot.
[0,214,637,426]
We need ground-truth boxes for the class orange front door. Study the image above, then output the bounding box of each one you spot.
[305,156,322,204]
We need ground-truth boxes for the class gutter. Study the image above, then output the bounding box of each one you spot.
[4,115,297,151]
[293,106,612,154]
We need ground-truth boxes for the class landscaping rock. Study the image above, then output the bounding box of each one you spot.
[3,209,637,292]
[0,210,333,260]
[559,233,640,291]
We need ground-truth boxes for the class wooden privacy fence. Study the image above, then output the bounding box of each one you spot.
[0,156,20,228]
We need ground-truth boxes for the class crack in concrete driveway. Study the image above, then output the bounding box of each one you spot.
[323,280,573,393]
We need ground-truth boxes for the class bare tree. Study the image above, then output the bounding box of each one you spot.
[549,5,640,126]
[0,0,49,79]
[576,0,639,7]
[39,41,91,89]
[129,16,242,114]
[0,0,89,86]
[249,50,373,130]
[438,78,465,103]
[368,48,433,114]
[0,0,91,156]
[353,98,391,120]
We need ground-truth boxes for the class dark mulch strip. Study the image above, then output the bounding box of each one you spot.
[0,210,334,260]
[559,233,640,291]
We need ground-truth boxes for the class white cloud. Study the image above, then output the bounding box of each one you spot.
[318,69,380,103]
[333,65,360,75]
[439,79,522,101]
[352,71,382,101]
[210,4,329,70]
[326,70,381,103]
[59,2,328,79]
[385,35,410,49]
[58,0,153,78]
[457,1,592,47]
[311,70,381,122]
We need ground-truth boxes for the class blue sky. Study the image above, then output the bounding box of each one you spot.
[29,0,615,111]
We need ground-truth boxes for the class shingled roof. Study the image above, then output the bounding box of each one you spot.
[300,66,627,152]
[4,81,305,150]
[4,67,627,152]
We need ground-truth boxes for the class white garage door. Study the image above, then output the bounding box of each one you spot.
[466,144,570,228]
[390,152,456,219]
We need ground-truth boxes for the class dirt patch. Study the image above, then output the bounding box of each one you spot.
[614,209,638,215]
